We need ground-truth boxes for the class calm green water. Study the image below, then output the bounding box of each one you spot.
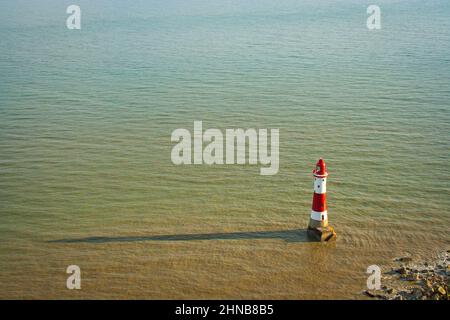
[0,0,449,299]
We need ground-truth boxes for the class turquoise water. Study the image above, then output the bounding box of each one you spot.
[0,0,449,299]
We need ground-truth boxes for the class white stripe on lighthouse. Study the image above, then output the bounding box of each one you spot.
[314,177,326,194]
[311,210,328,221]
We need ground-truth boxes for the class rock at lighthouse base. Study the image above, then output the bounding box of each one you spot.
[307,226,337,242]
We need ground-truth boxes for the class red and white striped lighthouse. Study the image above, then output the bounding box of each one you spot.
[309,158,328,229]
[307,158,336,241]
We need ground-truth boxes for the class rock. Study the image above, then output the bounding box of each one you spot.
[398,266,408,274]
[402,273,420,281]
[364,290,376,298]
[411,287,423,299]
[437,286,446,295]
[364,290,389,299]
[307,226,336,242]
[387,288,396,295]
[432,293,441,300]
[395,256,412,263]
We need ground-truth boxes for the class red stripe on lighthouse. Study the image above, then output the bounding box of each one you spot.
[312,193,327,212]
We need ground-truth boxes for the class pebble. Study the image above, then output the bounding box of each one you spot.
[398,266,408,274]
[395,256,413,263]
[386,288,396,294]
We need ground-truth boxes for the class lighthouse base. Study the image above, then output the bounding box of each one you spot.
[307,225,336,242]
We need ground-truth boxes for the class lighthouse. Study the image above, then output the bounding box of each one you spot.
[307,158,337,241]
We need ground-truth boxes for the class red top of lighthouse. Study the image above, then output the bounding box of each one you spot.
[313,158,328,178]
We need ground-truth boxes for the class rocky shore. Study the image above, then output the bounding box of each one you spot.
[364,251,449,300]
